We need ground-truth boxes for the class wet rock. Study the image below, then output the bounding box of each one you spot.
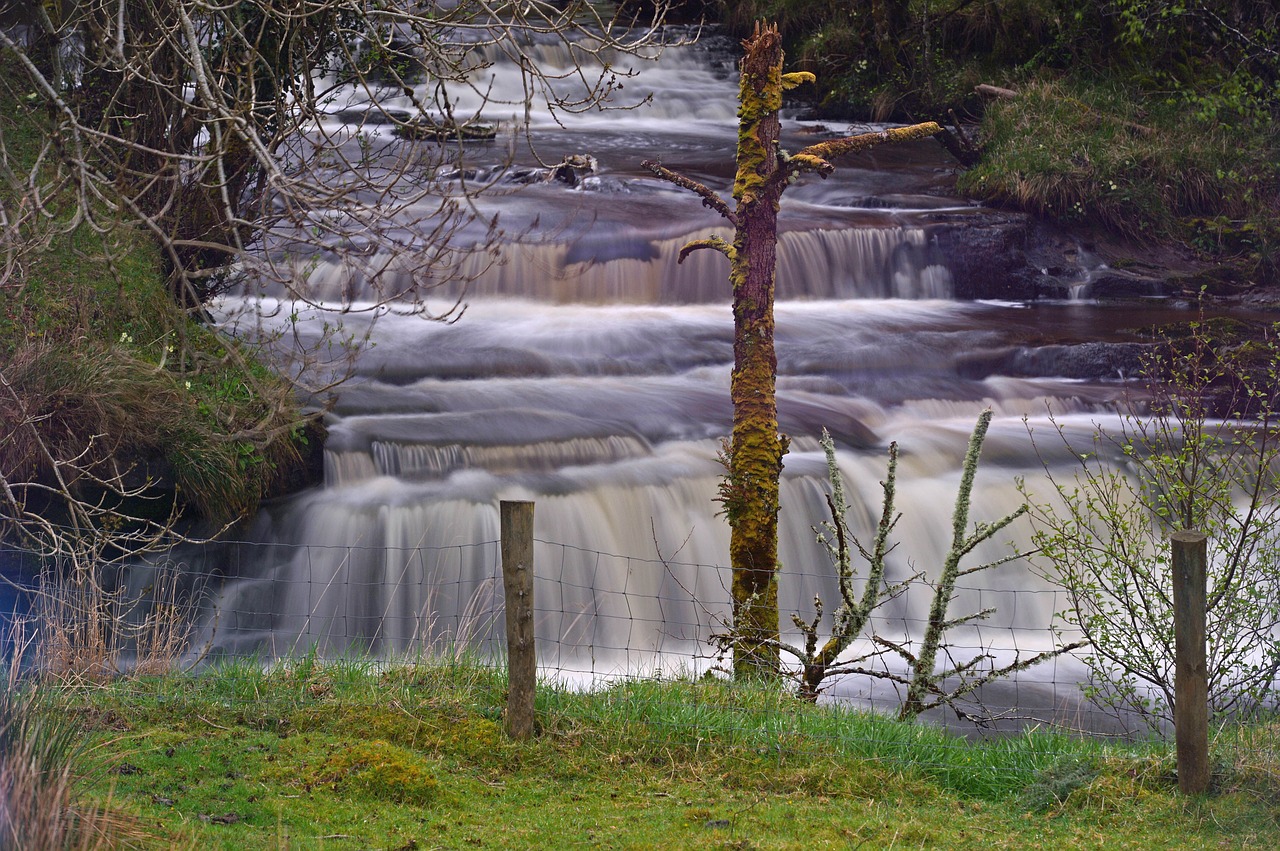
[1007,341,1151,380]
[493,155,600,188]
[921,208,1181,301]
[1086,268,1170,299]
[956,341,1152,381]
[923,209,1039,300]
[547,154,598,187]
[329,107,411,125]
[564,234,659,266]
[842,193,974,211]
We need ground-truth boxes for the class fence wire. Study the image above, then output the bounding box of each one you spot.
[3,533,1277,763]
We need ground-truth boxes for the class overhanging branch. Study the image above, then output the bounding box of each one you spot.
[640,160,737,226]
[677,236,734,264]
[789,122,942,178]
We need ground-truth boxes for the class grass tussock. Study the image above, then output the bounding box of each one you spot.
[0,654,154,849]
[2,340,303,523]
[44,658,1280,849]
[1217,721,1280,798]
[959,78,1280,268]
[0,66,314,530]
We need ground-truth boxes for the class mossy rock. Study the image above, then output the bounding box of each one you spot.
[310,740,439,805]
[394,117,497,141]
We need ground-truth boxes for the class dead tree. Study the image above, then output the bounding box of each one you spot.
[643,22,939,678]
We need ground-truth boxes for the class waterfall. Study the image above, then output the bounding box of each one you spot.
[293,224,952,304]
[208,431,1074,669]
[192,27,1172,729]
[202,291,1130,700]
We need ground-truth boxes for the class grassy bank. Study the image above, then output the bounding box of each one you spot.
[715,1,1280,285]
[0,54,315,531]
[957,77,1280,283]
[20,659,1278,849]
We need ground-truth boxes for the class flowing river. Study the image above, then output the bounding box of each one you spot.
[191,26,1265,728]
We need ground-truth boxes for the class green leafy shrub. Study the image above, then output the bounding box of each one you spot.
[1022,323,1280,732]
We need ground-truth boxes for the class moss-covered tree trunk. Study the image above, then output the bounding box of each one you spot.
[643,22,940,679]
[723,24,789,678]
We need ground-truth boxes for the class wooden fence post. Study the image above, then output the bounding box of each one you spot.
[1171,530,1209,795]
[501,500,536,740]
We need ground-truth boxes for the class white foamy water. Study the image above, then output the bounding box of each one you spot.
[165,25,1239,731]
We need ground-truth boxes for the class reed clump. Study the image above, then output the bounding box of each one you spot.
[0,646,154,849]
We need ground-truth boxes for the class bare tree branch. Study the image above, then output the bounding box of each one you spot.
[640,159,737,225]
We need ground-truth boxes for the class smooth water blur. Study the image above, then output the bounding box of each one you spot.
[192,29,1227,728]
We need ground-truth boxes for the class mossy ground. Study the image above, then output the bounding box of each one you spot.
[46,659,1280,849]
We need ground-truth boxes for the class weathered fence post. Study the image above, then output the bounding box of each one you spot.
[501,500,536,740]
[1171,529,1209,794]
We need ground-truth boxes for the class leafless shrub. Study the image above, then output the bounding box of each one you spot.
[1023,323,1280,733]
[716,412,1082,723]
[0,1,680,313]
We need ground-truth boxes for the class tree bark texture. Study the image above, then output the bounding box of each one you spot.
[725,23,789,678]
[640,21,940,680]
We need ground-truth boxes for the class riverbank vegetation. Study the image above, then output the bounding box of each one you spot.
[0,0,675,555]
[714,0,1280,284]
[6,658,1279,848]
[0,57,315,536]
[0,51,320,681]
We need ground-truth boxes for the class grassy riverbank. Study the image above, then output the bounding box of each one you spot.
[17,659,1278,849]
[0,55,316,533]
[957,77,1280,288]
[717,1,1280,289]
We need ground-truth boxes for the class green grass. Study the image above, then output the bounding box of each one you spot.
[958,77,1280,275]
[45,659,1280,849]
[0,52,312,524]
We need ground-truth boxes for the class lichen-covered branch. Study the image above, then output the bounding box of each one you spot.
[640,159,737,225]
[899,409,1031,720]
[794,431,902,700]
[789,123,942,177]
[678,236,735,263]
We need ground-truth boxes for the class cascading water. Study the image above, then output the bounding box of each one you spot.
[199,27,1222,727]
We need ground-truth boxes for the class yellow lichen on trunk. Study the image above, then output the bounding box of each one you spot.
[726,22,790,678]
[732,23,785,207]
[651,21,941,680]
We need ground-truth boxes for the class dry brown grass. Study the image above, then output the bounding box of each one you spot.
[33,558,205,681]
[0,634,157,849]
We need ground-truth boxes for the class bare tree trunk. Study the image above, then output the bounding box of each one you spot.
[870,0,910,81]
[643,22,940,679]
[724,24,789,678]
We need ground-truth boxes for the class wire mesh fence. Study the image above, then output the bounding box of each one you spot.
[3,528,1277,757]
[5,525,1280,826]
[0,532,1146,734]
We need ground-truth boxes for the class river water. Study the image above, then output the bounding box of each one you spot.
[196,27,1242,727]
